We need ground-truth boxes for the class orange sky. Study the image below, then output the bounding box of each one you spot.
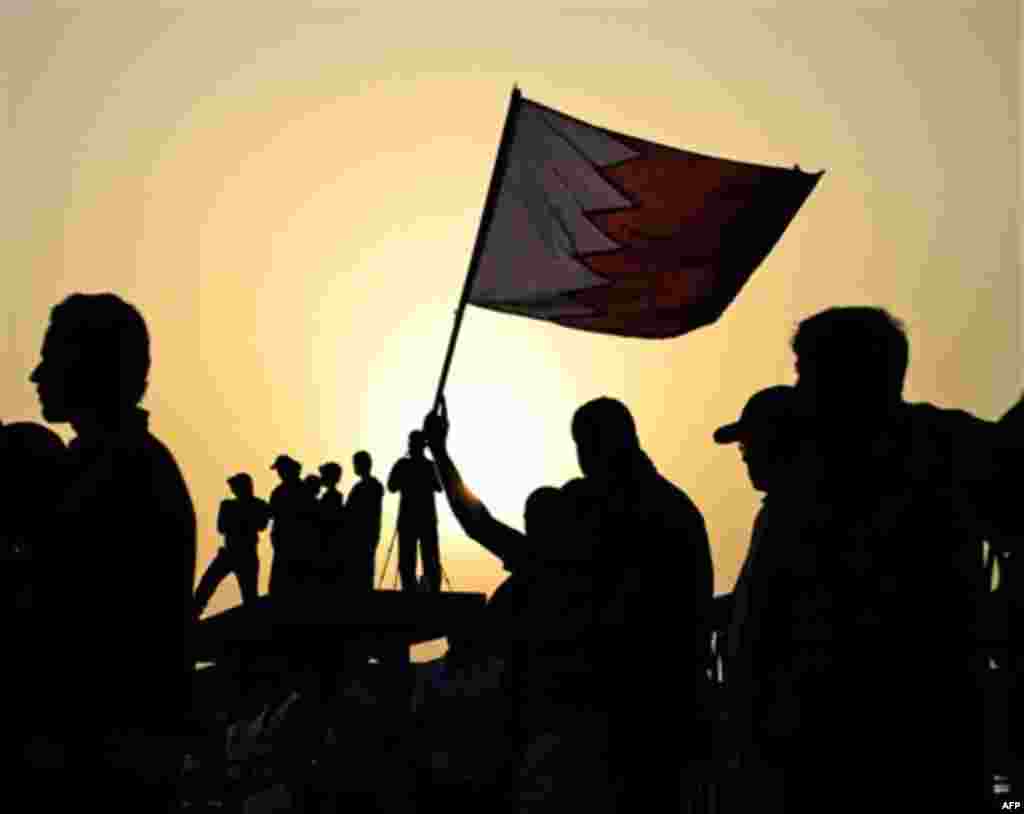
[4,4,1019,659]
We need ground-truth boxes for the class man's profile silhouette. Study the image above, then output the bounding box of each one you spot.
[713,385,817,787]
[28,292,196,807]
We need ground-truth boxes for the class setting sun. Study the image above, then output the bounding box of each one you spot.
[5,5,1017,642]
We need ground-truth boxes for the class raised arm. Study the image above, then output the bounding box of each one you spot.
[422,398,526,564]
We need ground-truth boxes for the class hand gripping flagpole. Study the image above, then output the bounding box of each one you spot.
[432,86,523,413]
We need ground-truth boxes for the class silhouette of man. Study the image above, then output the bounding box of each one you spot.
[346,451,383,590]
[778,305,1019,810]
[317,462,346,584]
[28,292,197,807]
[568,396,713,811]
[268,454,304,596]
[296,474,324,589]
[388,430,442,593]
[0,421,66,782]
[0,421,66,565]
[303,473,322,499]
[192,473,270,619]
[421,399,607,810]
[712,385,817,788]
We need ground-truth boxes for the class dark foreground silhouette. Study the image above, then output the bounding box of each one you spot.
[6,295,1022,812]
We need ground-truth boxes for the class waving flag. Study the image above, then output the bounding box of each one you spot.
[464,89,822,339]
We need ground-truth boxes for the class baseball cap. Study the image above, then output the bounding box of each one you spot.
[714,385,808,444]
[270,454,300,472]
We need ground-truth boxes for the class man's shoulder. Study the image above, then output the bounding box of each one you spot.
[650,471,705,521]
[136,431,192,495]
[137,430,181,470]
[902,401,993,436]
[352,477,384,498]
[900,401,998,475]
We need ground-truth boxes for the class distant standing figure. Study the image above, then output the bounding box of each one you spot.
[317,462,346,583]
[193,473,270,619]
[303,473,322,500]
[268,454,304,596]
[347,451,384,590]
[388,431,442,593]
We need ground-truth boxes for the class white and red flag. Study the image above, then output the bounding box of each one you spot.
[464,89,822,339]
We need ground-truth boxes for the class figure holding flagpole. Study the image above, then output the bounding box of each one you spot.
[424,86,823,810]
[432,85,822,409]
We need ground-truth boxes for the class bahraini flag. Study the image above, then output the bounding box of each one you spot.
[466,90,823,338]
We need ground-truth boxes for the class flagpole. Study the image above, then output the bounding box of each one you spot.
[432,85,523,412]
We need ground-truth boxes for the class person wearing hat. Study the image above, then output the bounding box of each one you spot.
[268,454,304,596]
[192,472,271,620]
[713,385,821,810]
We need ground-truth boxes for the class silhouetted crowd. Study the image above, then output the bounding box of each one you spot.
[191,450,389,621]
[2,294,1022,811]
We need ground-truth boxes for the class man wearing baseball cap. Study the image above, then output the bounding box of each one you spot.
[713,385,821,804]
[713,385,812,491]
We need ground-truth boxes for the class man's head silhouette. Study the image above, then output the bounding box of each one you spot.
[792,306,908,421]
[714,385,808,492]
[227,473,253,499]
[353,450,372,477]
[524,486,565,539]
[1,421,66,543]
[408,430,426,458]
[571,397,639,479]
[30,293,150,424]
[271,454,301,480]
[318,462,341,488]
[303,474,321,497]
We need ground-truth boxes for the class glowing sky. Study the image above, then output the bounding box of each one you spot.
[4,4,1019,659]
